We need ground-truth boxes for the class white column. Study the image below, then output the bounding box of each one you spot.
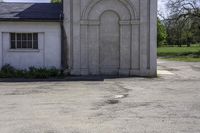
[119,21,131,76]
[71,0,81,75]
[80,22,89,75]
[139,0,149,76]
[88,21,100,75]
[149,0,157,76]
[130,20,140,76]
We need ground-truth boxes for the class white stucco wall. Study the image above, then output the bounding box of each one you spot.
[0,22,61,69]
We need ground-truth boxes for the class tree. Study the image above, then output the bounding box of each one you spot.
[51,0,62,3]
[157,19,167,47]
[167,0,200,20]
[165,0,200,46]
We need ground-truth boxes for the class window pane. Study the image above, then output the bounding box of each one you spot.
[33,41,38,49]
[22,33,27,40]
[28,34,32,40]
[22,41,27,48]
[17,34,21,41]
[27,41,32,48]
[17,41,21,48]
[11,41,16,49]
[10,33,15,40]
[10,33,38,49]
[33,33,38,41]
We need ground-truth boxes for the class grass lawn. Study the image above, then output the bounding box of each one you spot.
[157,46,200,62]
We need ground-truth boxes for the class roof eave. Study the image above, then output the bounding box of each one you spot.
[0,18,63,22]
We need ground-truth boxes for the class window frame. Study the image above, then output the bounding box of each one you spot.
[10,33,39,50]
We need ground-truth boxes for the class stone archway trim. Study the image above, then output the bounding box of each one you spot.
[81,0,137,20]
[80,20,140,25]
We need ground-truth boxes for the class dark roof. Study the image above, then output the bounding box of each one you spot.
[0,3,63,21]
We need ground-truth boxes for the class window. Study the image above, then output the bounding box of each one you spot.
[10,33,38,49]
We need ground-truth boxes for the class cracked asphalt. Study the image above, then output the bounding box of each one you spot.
[0,59,200,133]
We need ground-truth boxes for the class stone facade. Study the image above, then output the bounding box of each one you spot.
[63,0,157,76]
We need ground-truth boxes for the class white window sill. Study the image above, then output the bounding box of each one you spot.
[8,49,40,52]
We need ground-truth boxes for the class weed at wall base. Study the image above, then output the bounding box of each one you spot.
[0,64,63,79]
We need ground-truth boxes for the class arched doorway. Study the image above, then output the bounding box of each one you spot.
[100,11,120,75]
[80,0,138,75]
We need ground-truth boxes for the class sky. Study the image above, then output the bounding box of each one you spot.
[158,0,168,17]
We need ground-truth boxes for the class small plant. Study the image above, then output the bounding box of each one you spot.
[0,64,63,79]
[28,67,62,79]
[0,64,16,78]
[196,50,200,56]
[1,64,15,73]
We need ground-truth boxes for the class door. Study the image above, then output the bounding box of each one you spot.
[99,11,120,75]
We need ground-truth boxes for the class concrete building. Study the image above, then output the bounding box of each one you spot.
[0,0,157,76]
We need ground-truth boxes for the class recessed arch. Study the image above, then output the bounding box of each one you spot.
[99,10,120,74]
[79,0,138,75]
[99,10,120,20]
[82,0,136,20]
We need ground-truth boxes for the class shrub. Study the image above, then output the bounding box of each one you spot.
[0,64,17,78]
[28,67,61,79]
[196,50,200,55]
[0,64,63,79]
[1,64,15,72]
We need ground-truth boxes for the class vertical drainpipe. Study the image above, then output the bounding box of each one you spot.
[60,2,64,69]
[60,0,68,70]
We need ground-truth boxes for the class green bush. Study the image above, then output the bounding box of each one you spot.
[0,64,18,78]
[0,64,63,79]
[28,67,61,78]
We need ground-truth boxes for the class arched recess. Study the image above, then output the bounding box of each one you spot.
[82,0,136,20]
[80,0,140,75]
[99,10,120,75]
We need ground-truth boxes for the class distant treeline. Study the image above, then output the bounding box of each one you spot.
[158,0,200,47]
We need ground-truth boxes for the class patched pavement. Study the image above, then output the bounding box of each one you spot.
[0,59,200,133]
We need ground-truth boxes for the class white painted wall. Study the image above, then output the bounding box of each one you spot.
[0,22,61,69]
